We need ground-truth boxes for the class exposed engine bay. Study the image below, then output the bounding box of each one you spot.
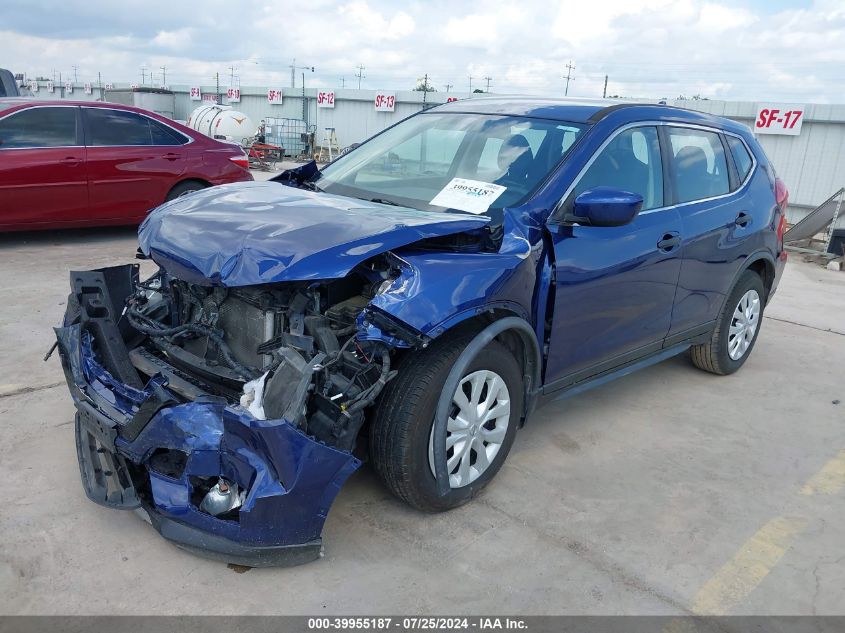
[123,255,403,452]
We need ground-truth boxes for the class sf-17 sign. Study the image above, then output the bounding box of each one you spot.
[755,104,804,136]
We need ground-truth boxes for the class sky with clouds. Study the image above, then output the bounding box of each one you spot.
[1,0,843,103]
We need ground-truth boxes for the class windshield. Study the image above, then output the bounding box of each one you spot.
[315,112,586,216]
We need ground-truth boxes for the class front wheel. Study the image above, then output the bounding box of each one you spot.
[369,335,523,512]
[691,270,765,375]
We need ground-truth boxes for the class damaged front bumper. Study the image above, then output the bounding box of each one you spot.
[55,268,360,568]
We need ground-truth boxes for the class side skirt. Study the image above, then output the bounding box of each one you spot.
[537,321,715,406]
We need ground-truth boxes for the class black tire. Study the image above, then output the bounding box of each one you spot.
[165,180,207,201]
[369,334,523,512]
[690,270,766,375]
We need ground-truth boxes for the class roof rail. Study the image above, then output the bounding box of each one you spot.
[587,102,665,123]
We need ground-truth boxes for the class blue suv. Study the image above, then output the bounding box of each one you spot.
[56,99,788,566]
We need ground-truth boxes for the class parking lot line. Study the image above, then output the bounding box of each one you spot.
[690,516,807,615]
[800,449,845,496]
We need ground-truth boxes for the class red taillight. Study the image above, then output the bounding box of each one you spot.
[775,177,789,213]
[775,177,788,250]
[229,155,249,170]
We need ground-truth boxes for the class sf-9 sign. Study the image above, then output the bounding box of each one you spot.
[374,93,395,112]
[755,104,804,136]
[317,91,335,108]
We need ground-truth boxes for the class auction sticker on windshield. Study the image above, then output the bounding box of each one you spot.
[430,178,507,214]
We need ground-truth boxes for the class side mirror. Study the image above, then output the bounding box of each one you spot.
[572,187,643,227]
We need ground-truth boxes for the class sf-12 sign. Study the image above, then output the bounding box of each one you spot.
[317,91,335,108]
[84,83,92,95]
[267,89,283,104]
[755,104,804,136]
[226,87,241,103]
[374,93,395,112]
[190,87,201,101]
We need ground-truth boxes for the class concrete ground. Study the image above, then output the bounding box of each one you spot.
[0,197,843,614]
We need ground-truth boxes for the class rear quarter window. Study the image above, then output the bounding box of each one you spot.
[727,135,754,184]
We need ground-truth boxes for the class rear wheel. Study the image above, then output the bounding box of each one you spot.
[369,334,522,512]
[691,270,765,375]
[165,180,207,201]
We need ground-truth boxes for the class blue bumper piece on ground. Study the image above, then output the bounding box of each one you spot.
[56,323,361,567]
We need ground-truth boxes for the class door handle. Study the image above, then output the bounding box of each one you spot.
[657,232,681,252]
[60,156,82,166]
[163,152,180,161]
[735,212,751,227]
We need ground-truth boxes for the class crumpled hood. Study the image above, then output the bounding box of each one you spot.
[138,181,491,286]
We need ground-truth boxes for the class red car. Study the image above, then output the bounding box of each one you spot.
[0,99,252,231]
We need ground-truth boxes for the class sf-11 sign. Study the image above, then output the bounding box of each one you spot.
[755,104,804,136]
[374,93,395,112]
[317,91,335,108]
[268,89,283,104]
[190,87,201,101]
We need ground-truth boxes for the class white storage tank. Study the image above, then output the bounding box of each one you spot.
[187,104,256,146]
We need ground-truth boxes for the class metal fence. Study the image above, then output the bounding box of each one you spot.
[20,80,845,222]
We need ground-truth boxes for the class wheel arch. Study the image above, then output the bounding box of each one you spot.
[166,178,212,200]
[427,313,542,496]
[427,306,542,417]
[735,250,776,304]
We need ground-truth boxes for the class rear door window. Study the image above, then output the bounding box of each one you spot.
[150,119,188,146]
[0,106,78,148]
[726,135,753,184]
[85,108,152,146]
[667,127,730,203]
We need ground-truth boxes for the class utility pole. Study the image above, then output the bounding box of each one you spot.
[98,71,102,99]
[160,65,167,86]
[72,65,79,83]
[355,64,366,89]
[339,77,346,88]
[215,71,220,104]
[603,75,608,98]
[140,66,147,85]
[421,73,430,107]
[290,58,296,88]
[444,83,453,93]
[563,61,575,96]
[484,76,492,92]
[468,75,473,93]
[229,66,236,87]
